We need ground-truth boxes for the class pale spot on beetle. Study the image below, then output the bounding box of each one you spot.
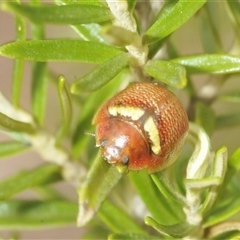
[108,106,145,121]
[104,146,120,162]
[144,116,161,155]
[115,135,128,148]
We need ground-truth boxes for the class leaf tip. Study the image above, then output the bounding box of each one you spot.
[70,83,78,95]
[58,75,65,90]
[1,2,9,11]
[77,201,95,227]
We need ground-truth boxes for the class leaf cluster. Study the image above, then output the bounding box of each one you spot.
[0,0,240,239]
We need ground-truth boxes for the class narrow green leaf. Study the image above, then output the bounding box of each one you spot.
[12,60,24,108]
[0,164,61,200]
[150,172,186,207]
[218,92,240,102]
[71,71,128,159]
[56,76,72,145]
[145,217,193,238]
[206,222,240,239]
[14,8,26,41]
[230,232,240,240]
[200,147,228,213]
[199,4,223,53]
[82,225,109,240]
[33,185,66,200]
[204,194,240,227]
[109,233,159,240]
[227,1,240,29]
[11,1,26,107]
[215,113,240,129]
[0,112,35,133]
[29,1,47,126]
[0,141,29,159]
[129,171,178,225]
[0,40,124,63]
[2,2,112,24]
[71,53,130,94]
[31,62,48,126]
[144,0,206,44]
[56,0,104,7]
[127,0,137,12]
[195,102,215,136]
[186,122,211,179]
[172,54,240,74]
[229,146,240,171]
[98,200,145,234]
[55,0,106,42]
[144,59,187,88]
[77,153,122,226]
[0,200,77,229]
[72,24,105,42]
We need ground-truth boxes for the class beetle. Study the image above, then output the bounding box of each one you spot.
[92,82,189,173]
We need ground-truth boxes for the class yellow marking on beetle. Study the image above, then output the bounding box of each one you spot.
[144,116,161,154]
[108,106,145,121]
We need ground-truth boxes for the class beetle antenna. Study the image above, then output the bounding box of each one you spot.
[85,131,95,137]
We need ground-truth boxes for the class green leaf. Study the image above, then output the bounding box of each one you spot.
[145,217,193,238]
[129,171,178,225]
[109,233,159,240]
[218,92,240,102]
[195,102,215,136]
[227,0,240,29]
[56,76,72,145]
[127,0,137,12]
[12,60,24,108]
[0,164,61,200]
[0,40,124,63]
[200,146,228,213]
[98,200,145,234]
[0,200,77,229]
[71,53,130,94]
[28,2,46,126]
[172,54,240,74]
[0,141,29,159]
[144,59,187,88]
[199,4,223,53]
[229,146,240,171]
[150,172,186,207]
[77,153,122,226]
[205,222,240,239]
[144,0,206,44]
[56,0,104,7]
[72,24,105,42]
[204,194,240,227]
[71,70,128,159]
[229,232,240,240]
[0,111,35,134]
[11,4,26,107]
[215,113,240,129]
[31,62,48,126]
[54,0,106,42]
[2,2,112,24]
[82,225,109,240]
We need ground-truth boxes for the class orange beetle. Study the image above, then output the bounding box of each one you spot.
[93,82,188,173]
